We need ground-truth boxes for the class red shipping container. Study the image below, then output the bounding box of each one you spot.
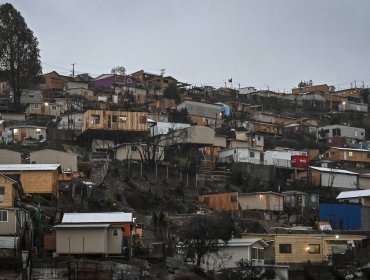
[291,155,310,169]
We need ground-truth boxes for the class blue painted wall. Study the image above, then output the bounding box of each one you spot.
[320,203,362,230]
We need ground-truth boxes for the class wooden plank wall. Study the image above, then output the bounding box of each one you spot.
[82,110,148,132]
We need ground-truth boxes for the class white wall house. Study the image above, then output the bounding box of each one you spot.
[310,166,359,189]
[57,113,83,130]
[339,101,368,113]
[177,238,268,272]
[264,149,307,167]
[150,122,191,137]
[219,147,261,164]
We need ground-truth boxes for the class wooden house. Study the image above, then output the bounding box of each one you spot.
[198,192,239,212]
[81,110,148,132]
[0,174,32,258]
[238,192,284,212]
[54,212,134,255]
[0,164,61,197]
[292,84,330,95]
[41,71,68,90]
[322,147,370,166]
[243,120,283,136]
[243,232,366,265]
[0,174,19,208]
[252,112,297,126]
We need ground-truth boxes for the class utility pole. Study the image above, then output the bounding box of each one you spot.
[71,63,76,77]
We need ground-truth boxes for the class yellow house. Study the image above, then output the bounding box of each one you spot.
[243,232,366,265]
[323,147,370,165]
[0,174,19,208]
[0,164,61,198]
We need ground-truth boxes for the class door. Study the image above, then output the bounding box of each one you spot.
[21,128,27,140]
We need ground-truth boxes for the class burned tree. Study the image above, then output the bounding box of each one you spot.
[178,213,235,268]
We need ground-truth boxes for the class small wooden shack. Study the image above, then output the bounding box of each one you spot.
[0,164,61,198]
[82,110,148,132]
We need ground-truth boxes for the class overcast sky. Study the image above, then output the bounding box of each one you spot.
[4,0,370,92]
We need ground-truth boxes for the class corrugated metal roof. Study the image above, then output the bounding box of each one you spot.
[62,212,133,223]
[227,238,268,247]
[337,190,370,199]
[54,224,110,229]
[0,164,61,171]
[310,166,358,175]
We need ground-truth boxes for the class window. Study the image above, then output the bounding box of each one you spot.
[0,210,8,222]
[34,104,39,109]
[230,196,237,203]
[91,114,100,124]
[203,197,210,204]
[13,128,19,135]
[140,116,147,124]
[279,244,292,254]
[113,115,127,122]
[131,146,138,151]
[332,128,341,136]
[259,194,265,203]
[51,105,57,111]
[252,248,264,260]
[355,131,358,137]
[349,152,353,157]
[112,228,119,236]
[0,186,4,203]
[308,244,320,254]
[28,94,34,98]
[250,151,255,158]
[35,128,41,135]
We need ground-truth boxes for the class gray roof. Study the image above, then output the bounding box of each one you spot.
[337,190,370,200]
[0,164,61,171]
[177,100,222,119]
[310,166,358,175]
[227,238,268,247]
[62,212,133,223]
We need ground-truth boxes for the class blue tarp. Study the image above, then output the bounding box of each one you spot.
[320,203,361,230]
